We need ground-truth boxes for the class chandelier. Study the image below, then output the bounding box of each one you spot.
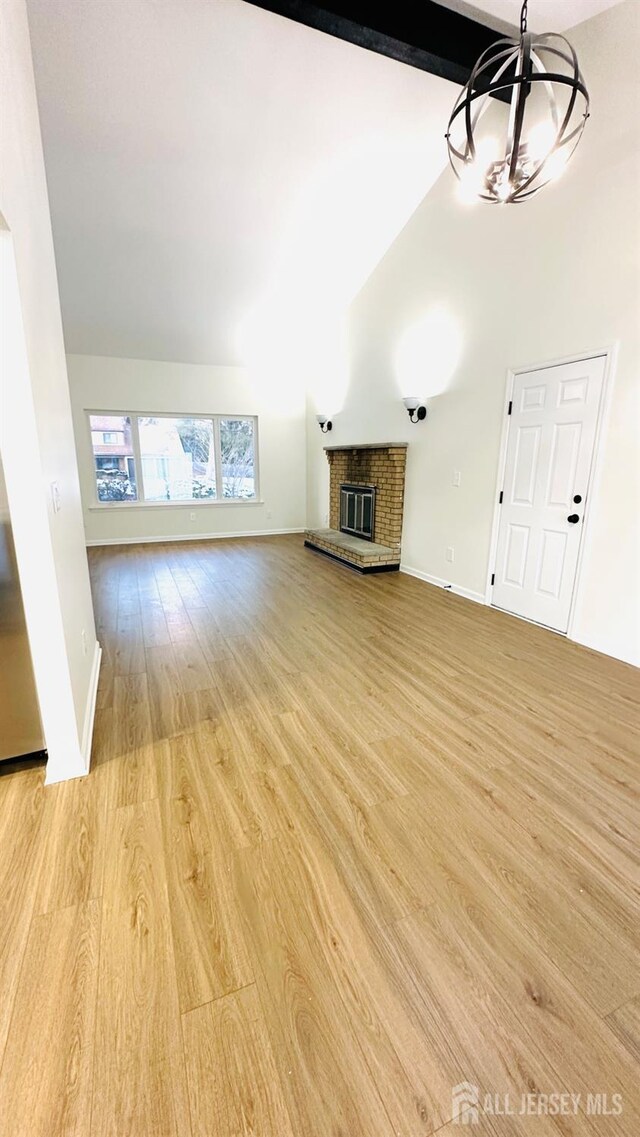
[446,0,590,204]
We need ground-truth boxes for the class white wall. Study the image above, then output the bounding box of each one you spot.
[67,354,306,544]
[307,0,640,667]
[1,0,99,780]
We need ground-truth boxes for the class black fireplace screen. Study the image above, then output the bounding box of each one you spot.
[340,484,376,541]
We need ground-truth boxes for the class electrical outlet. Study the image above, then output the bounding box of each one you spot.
[452,470,461,487]
[189,511,196,521]
[267,510,272,520]
[81,629,88,656]
[446,546,455,563]
[51,481,61,512]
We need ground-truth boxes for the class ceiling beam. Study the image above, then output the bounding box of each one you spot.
[242,0,507,89]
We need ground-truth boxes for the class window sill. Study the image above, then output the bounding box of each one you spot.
[88,498,264,511]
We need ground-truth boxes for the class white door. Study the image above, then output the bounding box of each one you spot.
[492,356,606,632]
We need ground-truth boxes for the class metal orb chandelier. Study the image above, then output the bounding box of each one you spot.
[446,0,590,204]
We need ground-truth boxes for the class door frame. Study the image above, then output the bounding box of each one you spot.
[484,344,619,640]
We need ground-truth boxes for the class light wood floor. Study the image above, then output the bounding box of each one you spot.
[0,535,638,1136]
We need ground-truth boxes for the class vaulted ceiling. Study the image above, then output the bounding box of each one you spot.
[26,0,622,367]
[445,0,622,33]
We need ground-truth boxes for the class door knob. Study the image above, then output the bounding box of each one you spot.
[567,513,580,524]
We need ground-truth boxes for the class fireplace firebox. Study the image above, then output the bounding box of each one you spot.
[340,483,376,542]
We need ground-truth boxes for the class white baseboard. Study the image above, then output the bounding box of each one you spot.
[86,527,305,547]
[400,564,486,605]
[81,641,102,771]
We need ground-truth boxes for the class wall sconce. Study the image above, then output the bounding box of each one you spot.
[316,414,332,433]
[403,397,427,423]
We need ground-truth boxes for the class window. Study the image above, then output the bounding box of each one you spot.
[87,412,258,505]
[95,456,120,472]
[89,414,138,502]
[220,418,256,499]
[139,416,216,502]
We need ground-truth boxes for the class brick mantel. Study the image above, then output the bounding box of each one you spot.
[323,442,408,452]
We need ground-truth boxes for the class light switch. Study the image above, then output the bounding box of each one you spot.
[452,470,461,487]
[51,481,61,512]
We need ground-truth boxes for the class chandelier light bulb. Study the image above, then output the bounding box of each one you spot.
[526,120,557,162]
[496,176,512,202]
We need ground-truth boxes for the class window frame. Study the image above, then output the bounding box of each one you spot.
[85,410,260,508]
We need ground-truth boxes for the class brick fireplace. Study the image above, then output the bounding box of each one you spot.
[305,443,408,573]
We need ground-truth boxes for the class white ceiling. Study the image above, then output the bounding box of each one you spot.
[27,0,458,367]
[27,0,622,368]
[442,0,624,33]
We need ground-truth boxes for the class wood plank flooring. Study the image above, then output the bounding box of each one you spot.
[0,533,638,1136]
